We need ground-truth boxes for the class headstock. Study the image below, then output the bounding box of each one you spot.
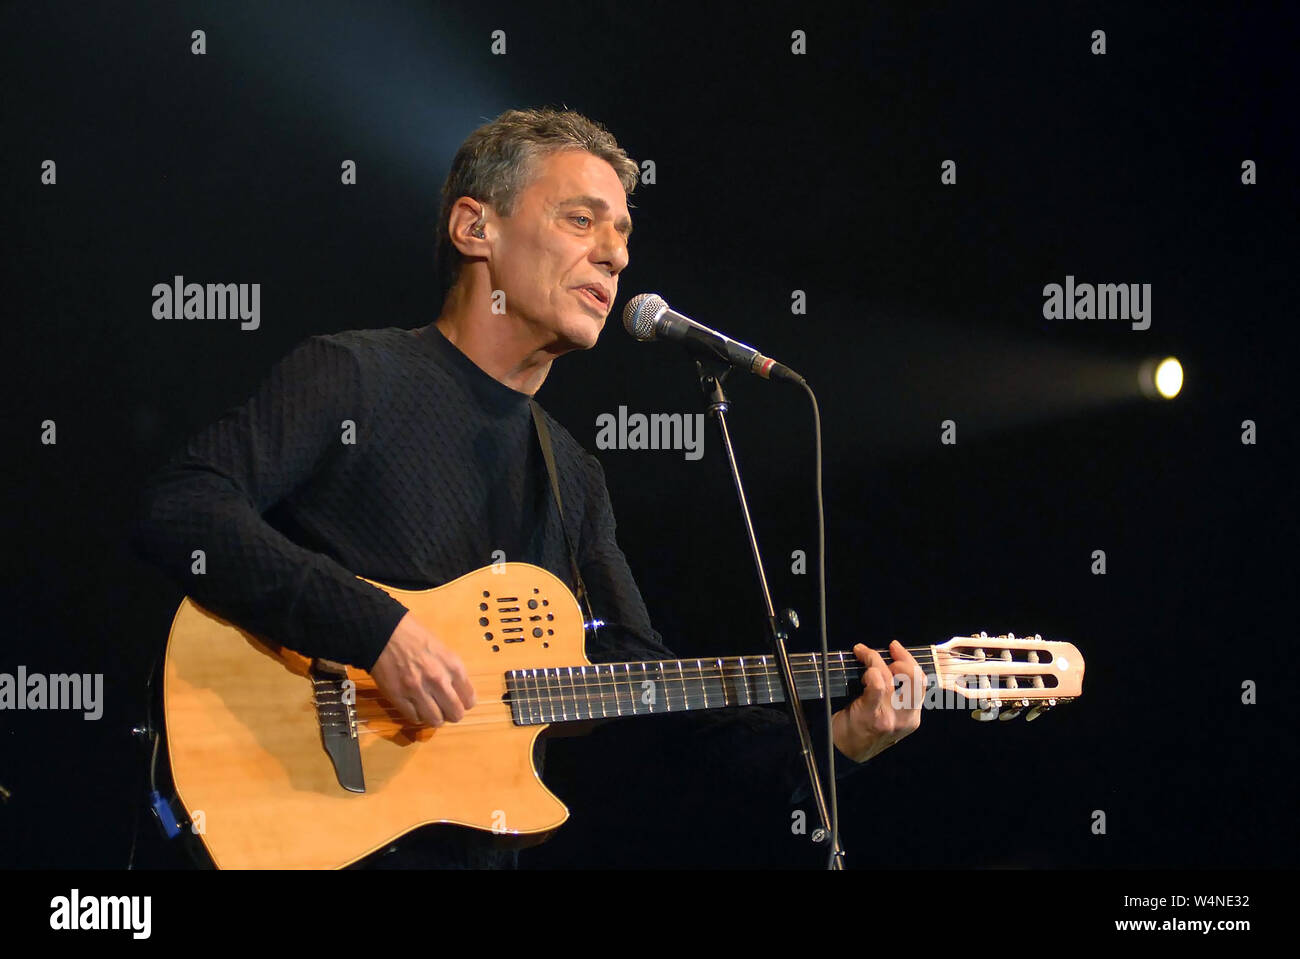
[929,633,1084,722]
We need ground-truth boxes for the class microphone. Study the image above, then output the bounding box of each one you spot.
[622,293,806,385]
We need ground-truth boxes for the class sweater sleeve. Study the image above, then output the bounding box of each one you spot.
[130,335,409,670]
[574,453,872,804]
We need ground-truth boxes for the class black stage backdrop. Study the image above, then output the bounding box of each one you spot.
[2,0,1296,875]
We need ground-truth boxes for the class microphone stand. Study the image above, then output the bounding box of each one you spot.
[694,358,844,870]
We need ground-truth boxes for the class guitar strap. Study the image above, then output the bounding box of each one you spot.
[529,398,597,628]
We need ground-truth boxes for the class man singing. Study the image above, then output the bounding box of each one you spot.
[133,107,924,868]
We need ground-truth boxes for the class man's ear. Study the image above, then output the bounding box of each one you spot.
[448,197,492,258]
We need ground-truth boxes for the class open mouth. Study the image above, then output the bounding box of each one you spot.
[575,286,609,310]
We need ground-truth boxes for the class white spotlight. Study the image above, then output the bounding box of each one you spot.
[1139,356,1183,400]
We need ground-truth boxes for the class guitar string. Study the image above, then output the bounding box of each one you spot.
[331,659,1058,707]
[311,644,1047,686]
[346,691,1047,733]
[344,688,1051,730]
[318,645,1055,691]
[325,655,1059,710]
[421,644,1049,667]
[330,653,1059,697]
[315,647,1062,728]
[327,662,1057,732]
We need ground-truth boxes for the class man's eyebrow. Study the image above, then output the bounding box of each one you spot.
[558,194,633,238]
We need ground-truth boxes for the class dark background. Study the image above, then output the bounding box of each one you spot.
[2,0,1295,870]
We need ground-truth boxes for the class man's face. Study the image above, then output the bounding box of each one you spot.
[487,149,632,352]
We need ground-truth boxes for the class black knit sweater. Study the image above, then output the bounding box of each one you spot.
[132,323,866,866]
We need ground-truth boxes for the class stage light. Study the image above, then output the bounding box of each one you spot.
[1139,356,1183,399]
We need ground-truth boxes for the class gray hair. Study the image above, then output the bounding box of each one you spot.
[434,108,639,301]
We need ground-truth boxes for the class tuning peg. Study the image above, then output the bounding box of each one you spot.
[1026,702,1054,722]
[972,697,1002,721]
[998,651,1018,718]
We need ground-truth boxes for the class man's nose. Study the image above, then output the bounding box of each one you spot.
[594,223,629,274]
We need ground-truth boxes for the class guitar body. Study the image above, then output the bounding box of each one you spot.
[163,563,585,869]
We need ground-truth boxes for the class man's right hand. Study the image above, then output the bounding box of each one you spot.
[369,610,477,726]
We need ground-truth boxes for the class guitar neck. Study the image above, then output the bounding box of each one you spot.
[505,651,868,726]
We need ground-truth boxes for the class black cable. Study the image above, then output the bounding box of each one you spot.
[797,381,839,870]
[126,651,163,869]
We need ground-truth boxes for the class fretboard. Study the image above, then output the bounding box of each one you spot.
[504,652,866,726]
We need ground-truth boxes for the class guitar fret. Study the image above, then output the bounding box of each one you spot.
[549,668,563,722]
[813,654,824,701]
[607,665,619,718]
[675,660,687,712]
[525,668,538,723]
[641,662,653,715]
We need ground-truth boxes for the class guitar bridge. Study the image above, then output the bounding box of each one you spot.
[311,659,365,793]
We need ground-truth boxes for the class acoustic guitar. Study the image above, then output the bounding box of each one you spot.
[162,561,1084,868]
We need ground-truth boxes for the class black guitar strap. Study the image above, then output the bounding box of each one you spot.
[529,399,597,628]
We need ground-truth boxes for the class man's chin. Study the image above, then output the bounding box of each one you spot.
[562,315,605,351]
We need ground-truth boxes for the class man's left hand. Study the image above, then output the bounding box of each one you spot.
[831,640,926,763]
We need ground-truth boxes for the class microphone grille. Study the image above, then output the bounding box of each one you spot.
[622,293,667,341]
